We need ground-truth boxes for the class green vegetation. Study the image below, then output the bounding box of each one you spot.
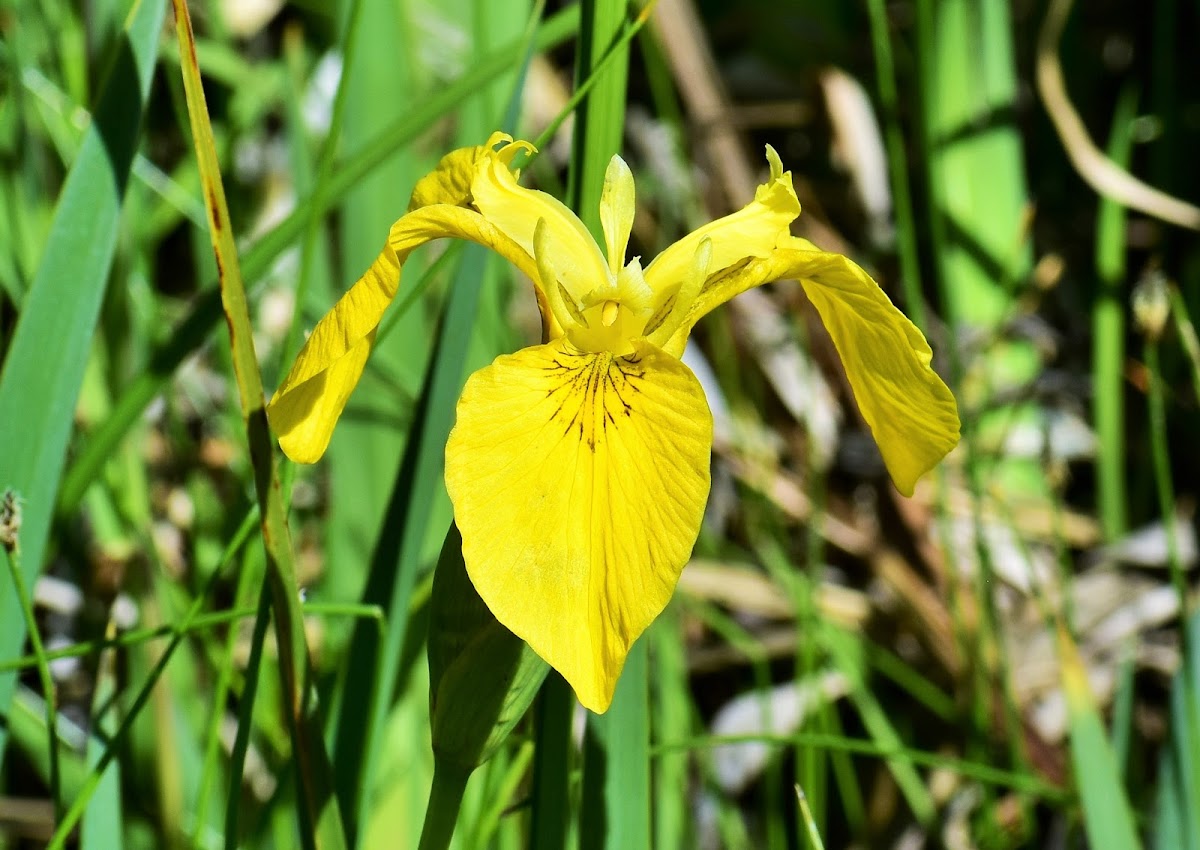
[1,0,1198,847]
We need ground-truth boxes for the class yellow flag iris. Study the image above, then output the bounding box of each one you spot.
[268,133,960,713]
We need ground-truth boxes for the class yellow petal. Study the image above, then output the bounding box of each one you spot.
[268,204,538,463]
[643,145,799,297]
[470,143,609,302]
[599,155,635,274]
[662,237,958,494]
[408,131,529,210]
[797,253,958,494]
[444,339,713,712]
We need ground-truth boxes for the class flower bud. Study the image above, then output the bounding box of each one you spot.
[1132,270,1170,341]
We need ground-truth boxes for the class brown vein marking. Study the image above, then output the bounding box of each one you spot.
[542,349,649,453]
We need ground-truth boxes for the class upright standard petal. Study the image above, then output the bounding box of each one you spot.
[268,204,538,463]
[599,155,635,275]
[444,338,713,712]
[470,146,609,303]
[643,146,800,298]
[662,236,959,495]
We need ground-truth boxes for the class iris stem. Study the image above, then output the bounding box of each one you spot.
[417,763,471,850]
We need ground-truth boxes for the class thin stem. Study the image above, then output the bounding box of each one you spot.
[417,764,471,850]
[864,0,926,331]
[0,600,383,674]
[1145,340,1189,641]
[4,539,60,818]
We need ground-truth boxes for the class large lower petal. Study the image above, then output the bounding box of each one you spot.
[268,204,538,463]
[444,338,713,712]
[664,237,959,496]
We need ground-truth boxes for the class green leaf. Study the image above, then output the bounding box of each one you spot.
[0,0,166,761]
[1057,625,1143,850]
[427,524,549,774]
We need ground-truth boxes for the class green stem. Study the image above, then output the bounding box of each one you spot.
[1093,86,1137,541]
[529,674,575,850]
[864,0,926,332]
[417,764,471,850]
[1145,340,1189,642]
[3,539,60,817]
[1170,287,1200,394]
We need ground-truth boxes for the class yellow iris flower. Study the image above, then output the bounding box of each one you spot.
[268,132,960,713]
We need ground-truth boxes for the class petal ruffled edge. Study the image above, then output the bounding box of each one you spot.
[408,131,527,210]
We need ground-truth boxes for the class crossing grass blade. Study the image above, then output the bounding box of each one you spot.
[171,1,346,846]
[0,0,166,762]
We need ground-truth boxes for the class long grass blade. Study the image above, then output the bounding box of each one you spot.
[171,2,346,846]
[1056,623,1143,849]
[0,0,166,760]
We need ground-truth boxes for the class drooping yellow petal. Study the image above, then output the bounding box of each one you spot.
[797,256,958,495]
[662,236,958,494]
[599,155,635,275]
[268,204,538,463]
[643,146,800,296]
[470,144,609,303]
[444,338,713,712]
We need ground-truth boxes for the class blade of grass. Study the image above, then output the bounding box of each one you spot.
[654,731,1067,801]
[0,0,166,761]
[321,7,426,817]
[914,0,1036,785]
[80,629,124,850]
[821,626,935,825]
[171,1,347,847]
[2,520,61,818]
[225,576,274,849]
[1144,289,1200,849]
[1093,84,1137,541]
[1055,623,1143,849]
[529,673,576,850]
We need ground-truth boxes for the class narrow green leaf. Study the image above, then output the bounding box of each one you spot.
[1057,624,1143,850]
[1093,85,1137,541]
[0,0,166,762]
[170,1,346,846]
[81,649,124,850]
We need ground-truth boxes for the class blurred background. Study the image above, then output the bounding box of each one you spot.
[1,0,1199,847]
